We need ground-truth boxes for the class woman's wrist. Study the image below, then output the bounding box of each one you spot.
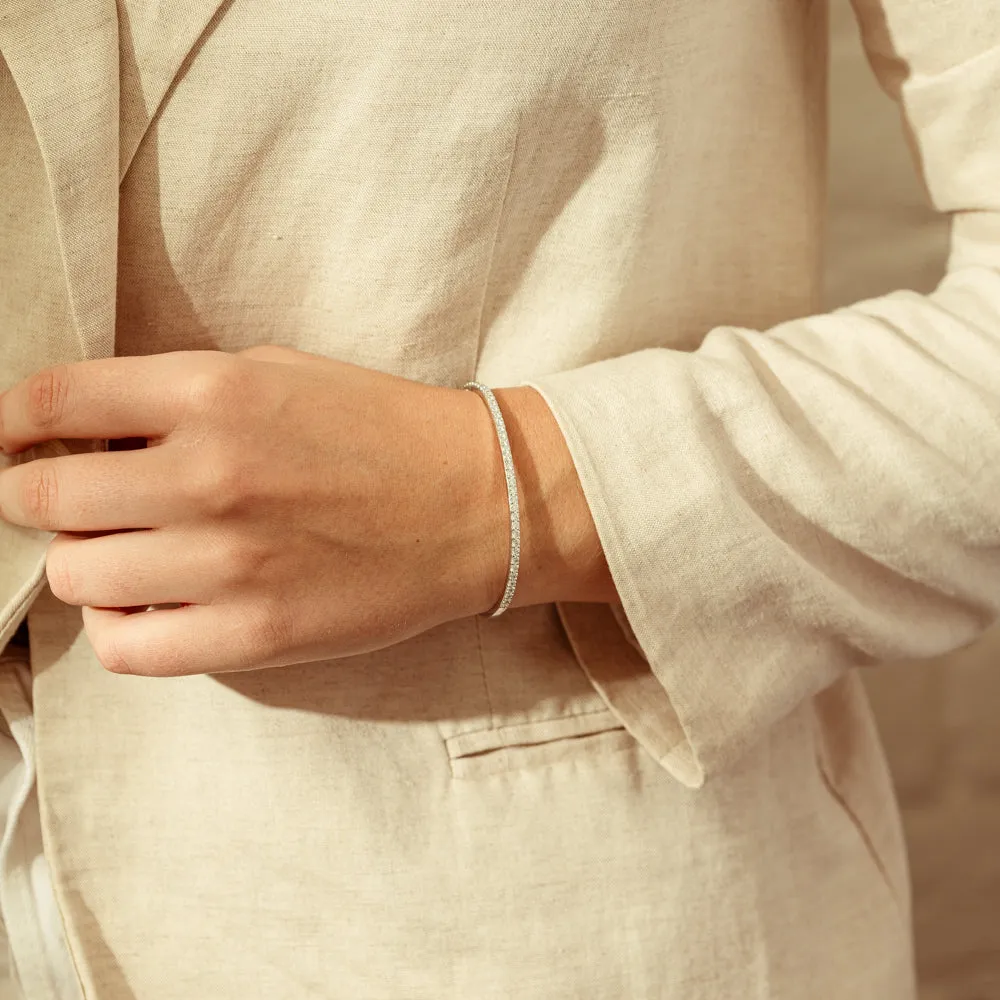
[443,383,616,616]
[431,385,511,619]
[494,386,616,608]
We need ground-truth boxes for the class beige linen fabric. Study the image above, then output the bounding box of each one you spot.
[0,0,996,995]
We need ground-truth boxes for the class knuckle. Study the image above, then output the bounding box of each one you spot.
[92,634,134,676]
[221,536,267,587]
[45,548,80,605]
[26,367,70,430]
[238,344,285,362]
[190,453,245,515]
[21,462,59,527]
[184,356,247,417]
[244,602,293,661]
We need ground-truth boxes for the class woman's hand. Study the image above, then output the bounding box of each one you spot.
[0,347,614,676]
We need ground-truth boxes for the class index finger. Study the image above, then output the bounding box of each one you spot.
[0,353,201,454]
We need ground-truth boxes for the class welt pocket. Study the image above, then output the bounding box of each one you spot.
[810,685,909,923]
[445,707,632,779]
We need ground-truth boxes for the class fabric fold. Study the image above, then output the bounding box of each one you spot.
[526,27,1000,785]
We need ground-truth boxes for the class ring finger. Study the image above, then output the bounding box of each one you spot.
[45,528,220,609]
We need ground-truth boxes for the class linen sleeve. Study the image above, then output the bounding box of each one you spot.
[523,0,1000,787]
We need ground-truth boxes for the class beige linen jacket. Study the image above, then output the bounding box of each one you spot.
[1,0,998,997]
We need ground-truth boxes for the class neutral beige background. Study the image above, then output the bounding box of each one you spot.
[825,4,1000,997]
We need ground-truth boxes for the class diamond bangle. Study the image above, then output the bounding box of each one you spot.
[463,381,520,618]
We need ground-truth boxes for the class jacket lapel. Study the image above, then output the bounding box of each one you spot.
[0,0,230,363]
[0,0,120,362]
[118,0,232,182]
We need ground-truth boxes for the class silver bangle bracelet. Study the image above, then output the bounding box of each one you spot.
[463,381,521,618]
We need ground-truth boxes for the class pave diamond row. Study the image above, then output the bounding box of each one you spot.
[463,381,520,618]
